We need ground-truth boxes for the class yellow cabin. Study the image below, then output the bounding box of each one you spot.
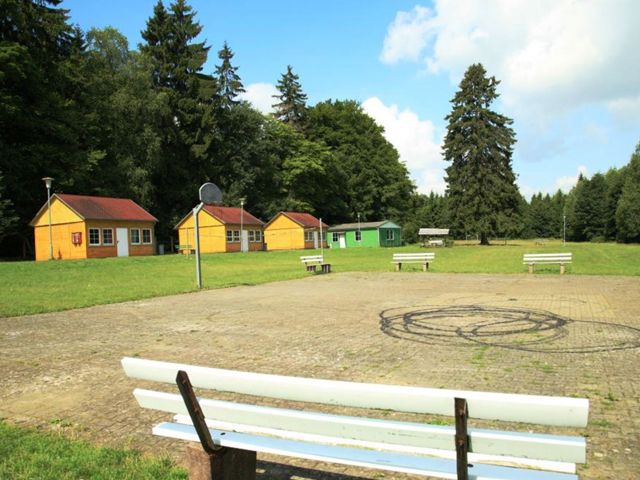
[263,212,328,251]
[175,205,264,254]
[30,194,157,261]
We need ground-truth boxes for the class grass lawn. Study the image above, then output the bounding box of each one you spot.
[0,421,186,480]
[1,240,639,317]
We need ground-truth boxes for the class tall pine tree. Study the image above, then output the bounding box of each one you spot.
[443,64,519,245]
[214,41,245,108]
[272,65,308,128]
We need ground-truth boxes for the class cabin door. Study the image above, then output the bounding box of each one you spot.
[116,228,129,257]
[241,230,249,253]
[313,231,319,249]
[339,234,346,248]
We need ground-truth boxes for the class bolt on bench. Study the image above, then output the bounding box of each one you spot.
[300,255,331,273]
[523,253,572,274]
[392,252,435,271]
[122,357,588,480]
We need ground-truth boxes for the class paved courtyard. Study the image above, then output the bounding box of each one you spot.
[1,272,639,479]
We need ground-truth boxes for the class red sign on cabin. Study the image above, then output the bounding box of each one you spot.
[71,232,82,245]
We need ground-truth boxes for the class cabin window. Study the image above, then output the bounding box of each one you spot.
[386,230,394,241]
[255,230,262,242]
[142,229,152,244]
[332,232,339,242]
[130,228,140,245]
[226,230,233,242]
[232,230,240,242]
[355,231,362,241]
[304,230,314,242]
[102,228,114,245]
[248,230,255,242]
[89,228,100,246]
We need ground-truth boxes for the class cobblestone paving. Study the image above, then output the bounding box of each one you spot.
[1,272,639,479]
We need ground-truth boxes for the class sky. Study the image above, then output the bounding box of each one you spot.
[62,0,640,198]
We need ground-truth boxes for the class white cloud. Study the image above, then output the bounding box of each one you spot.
[362,97,445,194]
[238,83,278,114]
[380,6,434,64]
[381,1,640,122]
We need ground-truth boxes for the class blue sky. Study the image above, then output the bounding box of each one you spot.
[62,0,640,197]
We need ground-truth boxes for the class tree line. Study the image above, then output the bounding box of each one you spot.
[1,0,638,257]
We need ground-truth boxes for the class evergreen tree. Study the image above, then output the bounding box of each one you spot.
[573,173,608,241]
[272,65,308,128]
[214,41,245,108]
[140,0,211,240]
[443,64,519,245]
[0,172,18,241]
[616,142,640,243]
[603,166,626,240]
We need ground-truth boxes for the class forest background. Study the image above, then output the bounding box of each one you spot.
[1,0,639,258]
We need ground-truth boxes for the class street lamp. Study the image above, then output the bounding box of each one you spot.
[42,177,54,260]
[240,198,245,253]
[357,212,361,246]
[563,214,566,247]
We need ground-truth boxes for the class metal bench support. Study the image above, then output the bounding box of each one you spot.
[177,370,256,480]
[455,397,470,480]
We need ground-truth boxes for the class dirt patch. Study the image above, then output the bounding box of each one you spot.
[1,272,638,479]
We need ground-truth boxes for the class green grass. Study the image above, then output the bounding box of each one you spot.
[1,240,639,317]
[0,421,186,480]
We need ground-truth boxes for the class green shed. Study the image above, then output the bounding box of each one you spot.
[327,221,402,248]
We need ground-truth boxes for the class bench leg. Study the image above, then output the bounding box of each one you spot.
[560,264,565,275]
[395,263,401,271]
[423,262,429,272]
[322,264,331,273]
[528,264,534,274]
[186,444,256,480]
[306,265,316,272]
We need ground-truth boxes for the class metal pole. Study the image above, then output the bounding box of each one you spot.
[42,177,54,260]
[240,198,244,253]
[563,215,566,246]
[193,202,204,289]
[319,218,324,257]
[357,212,361,246]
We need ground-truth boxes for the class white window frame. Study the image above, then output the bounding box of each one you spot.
[232,230,240,242]
[355,230,362,242]
[248,230,255,242]
[130,228,141,245]
[226,230,233,242]
[332,232,339,242]
[142,228,152,244]
[102,228,114,246]
[89,228,101,246]
[386,229,394,241]
[255,230,262,242]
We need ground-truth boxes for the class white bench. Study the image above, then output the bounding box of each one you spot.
[393,252,435,271]
[523,253,573,274]
[428,239,444,247]
[122,357,588,480]
[300,255,331,273]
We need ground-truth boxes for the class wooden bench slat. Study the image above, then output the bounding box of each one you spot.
[122,358,589,427]
[153,422,578,480]
[132,389,585,463]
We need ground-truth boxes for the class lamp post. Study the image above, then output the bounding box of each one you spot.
[240,198,245,252]
[357,212,361,246]
[563,215,566,247]
[42,177,54,260]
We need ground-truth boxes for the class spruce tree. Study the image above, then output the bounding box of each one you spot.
[214,41,245,108]
[443,63,519,244]
[272,65,308,128]
[616,142,640,243]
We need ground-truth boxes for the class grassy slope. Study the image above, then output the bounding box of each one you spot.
[1,240,638,317]
[0,422,186,480]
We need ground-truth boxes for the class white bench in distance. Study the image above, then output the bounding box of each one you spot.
[393,252,435,271]
[523,253,572,274]
[300,255,330,273]
[122,357,589,480]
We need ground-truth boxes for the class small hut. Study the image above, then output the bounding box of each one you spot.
[418,228,450,247]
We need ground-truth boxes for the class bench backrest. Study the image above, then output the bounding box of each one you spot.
[393,253,435,261]
[300,255,323,263]
[523,253,572,263]
[123,357,587,471]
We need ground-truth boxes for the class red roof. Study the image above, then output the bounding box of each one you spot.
[54,194,157,222]
[202,206,263,225]
[280,211,328,229]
